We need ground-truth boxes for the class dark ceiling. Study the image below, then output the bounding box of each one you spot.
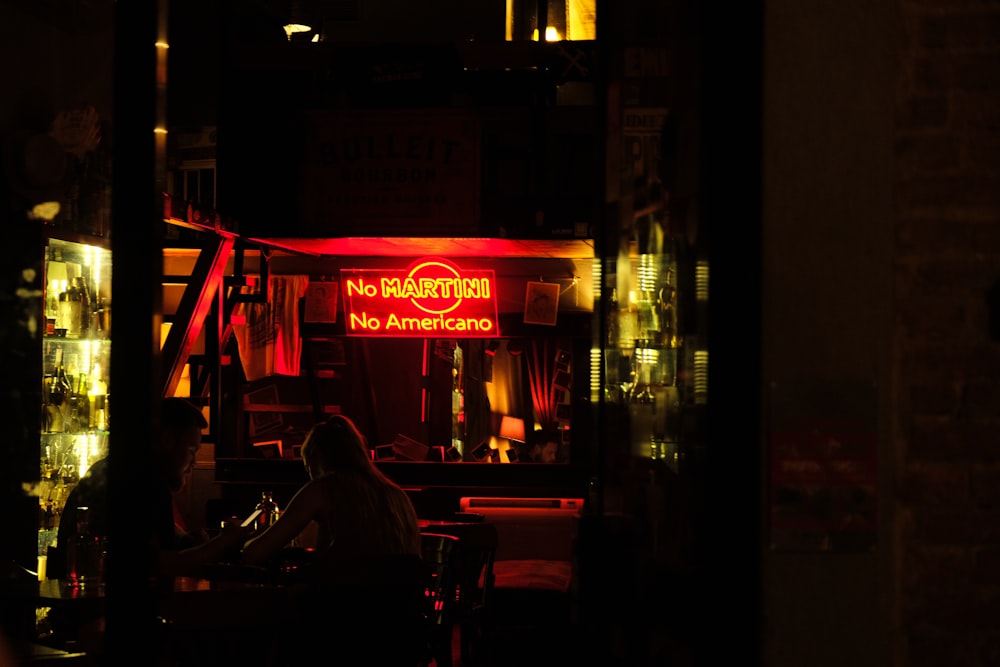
[0,0,114,34]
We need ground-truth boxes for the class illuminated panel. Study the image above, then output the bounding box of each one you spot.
[341,257,499,338]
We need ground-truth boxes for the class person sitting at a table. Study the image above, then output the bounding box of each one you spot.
[55,397,252,579]
[521,428,561,463]
[240,414,426,664]
[240,413,422,580]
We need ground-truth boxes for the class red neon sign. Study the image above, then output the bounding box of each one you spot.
[340,258,499,337]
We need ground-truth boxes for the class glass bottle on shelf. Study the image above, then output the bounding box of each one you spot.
[59,278,83,338]
[91,294,107,338]
[69,371,89,434]
[39,236,112,527]
[88,365,108,431]
[75,275,91,338]
[66,507,105,588]
[50,348,71,433]
[41,501,56,531]
[255,491,280,530]
[46,246,64,327]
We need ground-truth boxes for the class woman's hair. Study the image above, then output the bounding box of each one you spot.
[301,414,372,474]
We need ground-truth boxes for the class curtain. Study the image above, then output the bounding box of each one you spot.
[526,339,561,432]
[233,275,309,381]
[462,340,493,450]
[484,341,527,435]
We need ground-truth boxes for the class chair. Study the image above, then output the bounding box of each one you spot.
[426,522,499,666]
[420,533,459,667]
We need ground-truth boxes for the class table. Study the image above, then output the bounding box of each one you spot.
[36,571,276,604]
[38,578,107,608]
[36,573,292,666]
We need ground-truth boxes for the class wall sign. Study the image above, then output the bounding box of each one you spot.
[340,258,498,338]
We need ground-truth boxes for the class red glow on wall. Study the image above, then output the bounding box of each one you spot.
[341,258,499,337]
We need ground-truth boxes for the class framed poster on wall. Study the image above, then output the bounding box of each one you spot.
[524,281,560,326]
[304,281,339,323]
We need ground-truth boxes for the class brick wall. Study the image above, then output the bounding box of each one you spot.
[894,2,1000,665]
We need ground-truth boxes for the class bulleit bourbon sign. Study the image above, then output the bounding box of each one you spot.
[301,109,481,235]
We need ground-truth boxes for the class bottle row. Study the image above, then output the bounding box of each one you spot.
[45,274,111,339]
[43,345,109,434]
[45,243,111,340]
[38,431,109,530]
[38,238,113,543]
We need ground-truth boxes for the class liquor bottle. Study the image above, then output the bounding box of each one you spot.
[69,371,89,433]
[92,295,106,338]
[63,354,80,432]
[255,491,280,530]
[43,371,57,434]
[66,507,105,588]
[41,500,56,531]
[74,276,91,338]
[47,348,69,432]
[45,280,59,328]
[46,246,65,330]
[87,365,108,431]
[59,280,82,338]
[55,291,68,333]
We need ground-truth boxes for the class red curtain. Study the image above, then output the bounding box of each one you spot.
[526,339,559,432]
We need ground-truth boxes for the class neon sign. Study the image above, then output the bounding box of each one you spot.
[341,258,499,337]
